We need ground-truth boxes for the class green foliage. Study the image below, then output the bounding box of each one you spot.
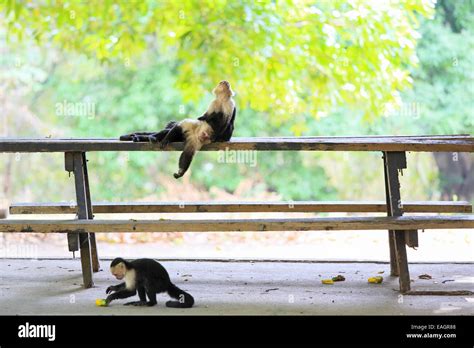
[400,1,474,135]
[2,0,471,203]
[1,0,434,121]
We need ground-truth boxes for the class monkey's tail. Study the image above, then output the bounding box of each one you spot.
[166,283,195,308]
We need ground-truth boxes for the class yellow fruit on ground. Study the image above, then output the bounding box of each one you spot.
[95,299,107,307]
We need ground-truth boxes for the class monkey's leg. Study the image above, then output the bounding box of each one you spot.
[131,134,155,142]
[125,286,148,306]
[149,129,170,143]
[160,125,184,149]
[174,145,196,179]
[119,132,155,142]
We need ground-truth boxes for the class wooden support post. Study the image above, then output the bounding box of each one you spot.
[383,151,412,293]
[82,152,100,272]
[65,152,79,253]
[71,152,94,288]
[383,156,399,276]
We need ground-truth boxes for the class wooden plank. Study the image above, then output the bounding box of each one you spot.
[0,215,473,233]
[406,290,474,296]
[0,137,473,153]
[9,201,472,214]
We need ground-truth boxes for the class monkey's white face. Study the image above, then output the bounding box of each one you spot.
[213,81,233,97]
[110,263,126,280]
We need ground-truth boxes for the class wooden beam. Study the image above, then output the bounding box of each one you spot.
[0,136,473,153]
[9,201,473,215]
[406,290,474,296]
[0,215,473,233]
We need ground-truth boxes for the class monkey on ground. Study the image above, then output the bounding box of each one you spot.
[105,258,194,308]
[120,80,236,178]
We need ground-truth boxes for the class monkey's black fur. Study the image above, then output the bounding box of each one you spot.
[106,258,194,308]
[120,81,236,179]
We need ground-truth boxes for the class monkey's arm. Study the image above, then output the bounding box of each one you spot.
[174,143,198,179]
[197,112,211,122]
[105,288,137,305]
[215,107,236,142]
[106,282,126,294]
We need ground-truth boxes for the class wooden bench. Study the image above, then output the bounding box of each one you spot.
[9,200,473,214]
[1,135,473,294]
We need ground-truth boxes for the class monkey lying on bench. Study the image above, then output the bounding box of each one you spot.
[105,258,194,308]
[120,81,236,178]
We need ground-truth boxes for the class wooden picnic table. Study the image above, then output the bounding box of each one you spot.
[0,136,472,152]
[0,135,473,294]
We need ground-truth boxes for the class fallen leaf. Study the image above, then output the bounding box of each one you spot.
[418,274,432,280]
[332,275,345,282]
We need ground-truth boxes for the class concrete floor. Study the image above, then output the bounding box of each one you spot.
[0,258,472,315]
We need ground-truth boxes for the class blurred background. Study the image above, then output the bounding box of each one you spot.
[0,0,472,261]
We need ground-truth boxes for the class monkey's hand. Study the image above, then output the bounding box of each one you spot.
[105,294,114,305]
[106,285,119,294]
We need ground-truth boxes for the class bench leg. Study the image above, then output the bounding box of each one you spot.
[90,234,100,273]
[383,151,411,292]
[388,231,399,276]
[383,153,399,276]
[65,153,79,254]
[71,152,94,288]
[82,152,100,272]
[395,231,411,293]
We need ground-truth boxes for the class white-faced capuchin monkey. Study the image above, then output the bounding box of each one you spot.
[105,258,194,308]
[120,80,236,178]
